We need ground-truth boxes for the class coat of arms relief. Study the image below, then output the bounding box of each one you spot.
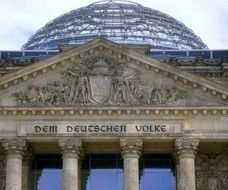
[13,56,185,106]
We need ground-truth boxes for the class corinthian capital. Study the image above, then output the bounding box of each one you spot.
[59,139,82,158]
[120,138,143,159]
[175,137,199,158]
[2,139,27,156]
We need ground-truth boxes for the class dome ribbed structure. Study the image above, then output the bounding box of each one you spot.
[22,0,207,50]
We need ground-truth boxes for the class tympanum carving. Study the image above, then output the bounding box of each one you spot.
[13,56,185,106]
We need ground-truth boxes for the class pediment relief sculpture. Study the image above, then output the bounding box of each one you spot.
[12,56,186,106]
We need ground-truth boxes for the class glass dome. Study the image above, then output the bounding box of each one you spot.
[22,0,208,50]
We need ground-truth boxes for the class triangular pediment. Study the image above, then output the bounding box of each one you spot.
[0,38,228,107]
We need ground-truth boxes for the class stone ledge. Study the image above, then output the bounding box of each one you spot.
[0,106,227,116]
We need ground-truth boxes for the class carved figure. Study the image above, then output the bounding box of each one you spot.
[73,75,89,104]
[12,56,185,106]
[208,177,219,190]
[221,174,228,187]
[135,81,153,104]
[113,79,127,104]
[26,86,38,103]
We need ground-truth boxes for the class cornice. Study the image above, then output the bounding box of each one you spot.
[0,106,227,116]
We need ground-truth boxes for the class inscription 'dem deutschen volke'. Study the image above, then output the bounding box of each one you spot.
[34,124,167,134]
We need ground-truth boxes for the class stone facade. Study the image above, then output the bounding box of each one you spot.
[0,152,6,190]
[175,138,199,190]
[0,39,227,190]
[120,138,143,190]
[12,55,185,107]
[196,154,228,190]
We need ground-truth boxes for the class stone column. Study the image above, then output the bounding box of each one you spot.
[22,149,33,190]
[172,152,180,189]
[120,138,143,190]
[175,137,199,190]
[2,139,27,190]
[0,151,6,190]
[78,150,85,190]
[59,139,82,190]
[78,159,82,190]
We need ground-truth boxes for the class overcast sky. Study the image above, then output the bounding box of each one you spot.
[0,0,227,50]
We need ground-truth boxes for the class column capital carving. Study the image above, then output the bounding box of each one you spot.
[175,137,199,158]
[2,139,27,157]
[120,138,143,159]
[59,139,82,158]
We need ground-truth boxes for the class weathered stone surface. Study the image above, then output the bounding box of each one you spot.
[196,154,228,190]
[22,149,33,190]
[59,139,82,190]
[0,39,225,107]
[2,139,27,155]
[0,152,6,190]
[2,139,27,190]
[0,38,227,190]
[176,137,199,158]
[12,55,186,107]
[120,138,142,190]
[176,138,199,190]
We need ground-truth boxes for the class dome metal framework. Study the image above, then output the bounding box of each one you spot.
[22,0,208,50]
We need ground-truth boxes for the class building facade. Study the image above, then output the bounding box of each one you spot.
[0,1,228,190]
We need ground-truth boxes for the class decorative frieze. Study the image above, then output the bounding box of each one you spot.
[196,154,228,190]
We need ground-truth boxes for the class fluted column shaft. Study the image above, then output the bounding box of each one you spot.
[120,138,143,190]
[59,139,82,190]
[175,138,199,190]
[2,139,27,190]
